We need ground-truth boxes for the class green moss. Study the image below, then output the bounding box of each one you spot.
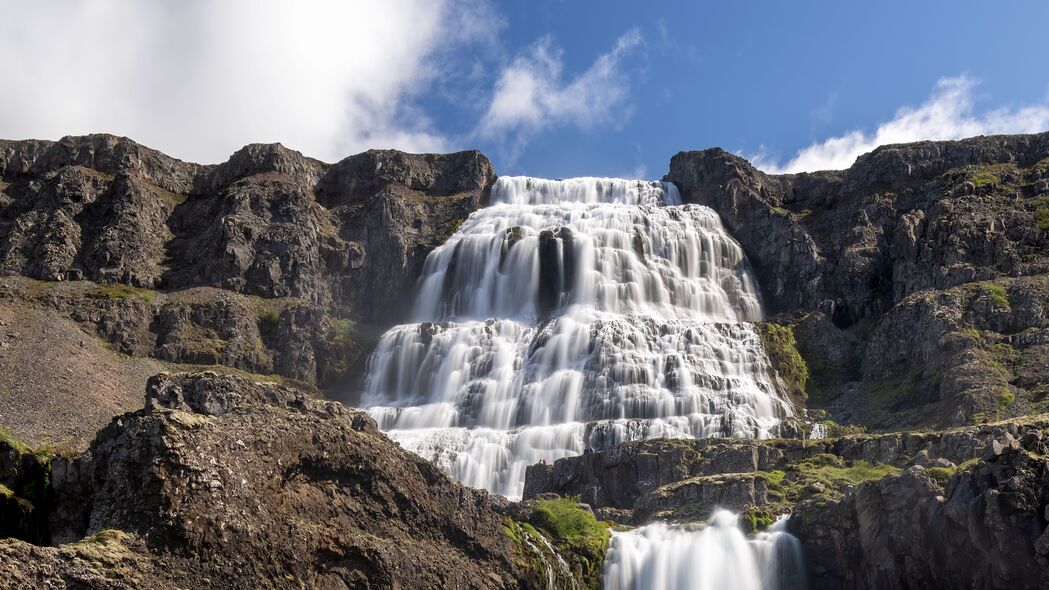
[757,469,787,486]
[530,498,611,589]
[257,310,280,337]
[0,426,31,454]
[797,455,899,487]
[531,497,609,552]
[925,458,979,487]
[92,283,156,303]
[998,386,1015,410]
[753,453,902,513]
[771,206,789,216]
[976,283,1009,308]
[970,171,1001,188]
[1036,207,1049,232]
[757,323,809,404]
[740,508,775,533]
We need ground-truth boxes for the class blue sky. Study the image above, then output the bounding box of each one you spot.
[2,1,1048,177]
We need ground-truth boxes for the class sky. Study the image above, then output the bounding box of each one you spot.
[2,0,1048,178]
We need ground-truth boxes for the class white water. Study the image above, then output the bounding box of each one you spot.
[603,511,807,590]
[363,176,794,498]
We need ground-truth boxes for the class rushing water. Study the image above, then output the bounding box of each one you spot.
[362,176,795,498]
[602,511,807,590]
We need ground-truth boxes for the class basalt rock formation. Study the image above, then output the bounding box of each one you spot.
[668,133,1049,429]
[0,135,493,447]
[1,372,591,589]
[523,418,1049,589]
[1,132,1049,589]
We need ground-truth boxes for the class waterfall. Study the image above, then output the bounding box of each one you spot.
[602,511,807,590]
[362,176,794,499]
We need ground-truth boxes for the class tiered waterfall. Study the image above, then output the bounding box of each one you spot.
[362,176,795,499]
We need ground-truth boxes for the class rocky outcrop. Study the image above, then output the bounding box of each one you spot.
[0,371,590,589]
[0,135,493,400]
[790,428,1049,589]
[525,418,1049,588]
[523,419,1048,522]
[668,133,1049,428]
[0,136,493,318]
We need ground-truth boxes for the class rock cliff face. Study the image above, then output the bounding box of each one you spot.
[790,431,1049,590]
[0,135,493,446]
[524,418,1049,589]
[1,132,1049,589]
[668,133,1049,428]
[0,133,492,349]
[1,372,591,589]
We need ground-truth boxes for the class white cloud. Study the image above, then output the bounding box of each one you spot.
[0,0,498,164]
[478,29,643,158]
[754,76,1049,174]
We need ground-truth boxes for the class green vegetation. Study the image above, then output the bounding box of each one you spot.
[323,318,359,381]
[527,497,612,589]
[795,454,899,488]
[925,458,979,487]
[257,310,280,338]
[740,508,775,533]
[0,426,31,454]
[757,323,809,404]
[0,431,55,543]
[1036,208,1049,232]
[970,170,1001,188]
[998,386,1015,410]
[92,283,156,303]
[757,454,901,510]
[976,283,1009,308]
[771,206,789,216]
[531,497,610,555]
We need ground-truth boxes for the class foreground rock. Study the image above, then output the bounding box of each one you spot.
[1,372,592,589]
[791,432,1049,589]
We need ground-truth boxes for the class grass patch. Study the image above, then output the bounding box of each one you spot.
[1037,207,1049,232]
[970,171,1001,188]
[529,497,611,589]
[0,426,31,454]
[925,458,980,487]
[93,283,156,303]
[797,454,900,488]
[771,206,789,216]
[998,386,1015,411]
[976,283,1009,308]
[761,454,901,509]
[740,508,775,533]
[531,497,610,552]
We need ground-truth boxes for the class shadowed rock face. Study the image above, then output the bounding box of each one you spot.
[789,435,1049,590]
[1,372,579,590]
[668,133,1049,428]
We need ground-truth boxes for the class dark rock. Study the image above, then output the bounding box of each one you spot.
[40,372,584,589]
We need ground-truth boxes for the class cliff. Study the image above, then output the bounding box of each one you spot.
[668,133,1049,429]
[1,372,599,589]
[0,135,493,448]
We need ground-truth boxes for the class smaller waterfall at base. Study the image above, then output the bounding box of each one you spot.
[602,511,807,590]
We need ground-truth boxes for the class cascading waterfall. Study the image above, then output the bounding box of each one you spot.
[362,176,795,499]
[602,511,807,590]
[362,174,793,495]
